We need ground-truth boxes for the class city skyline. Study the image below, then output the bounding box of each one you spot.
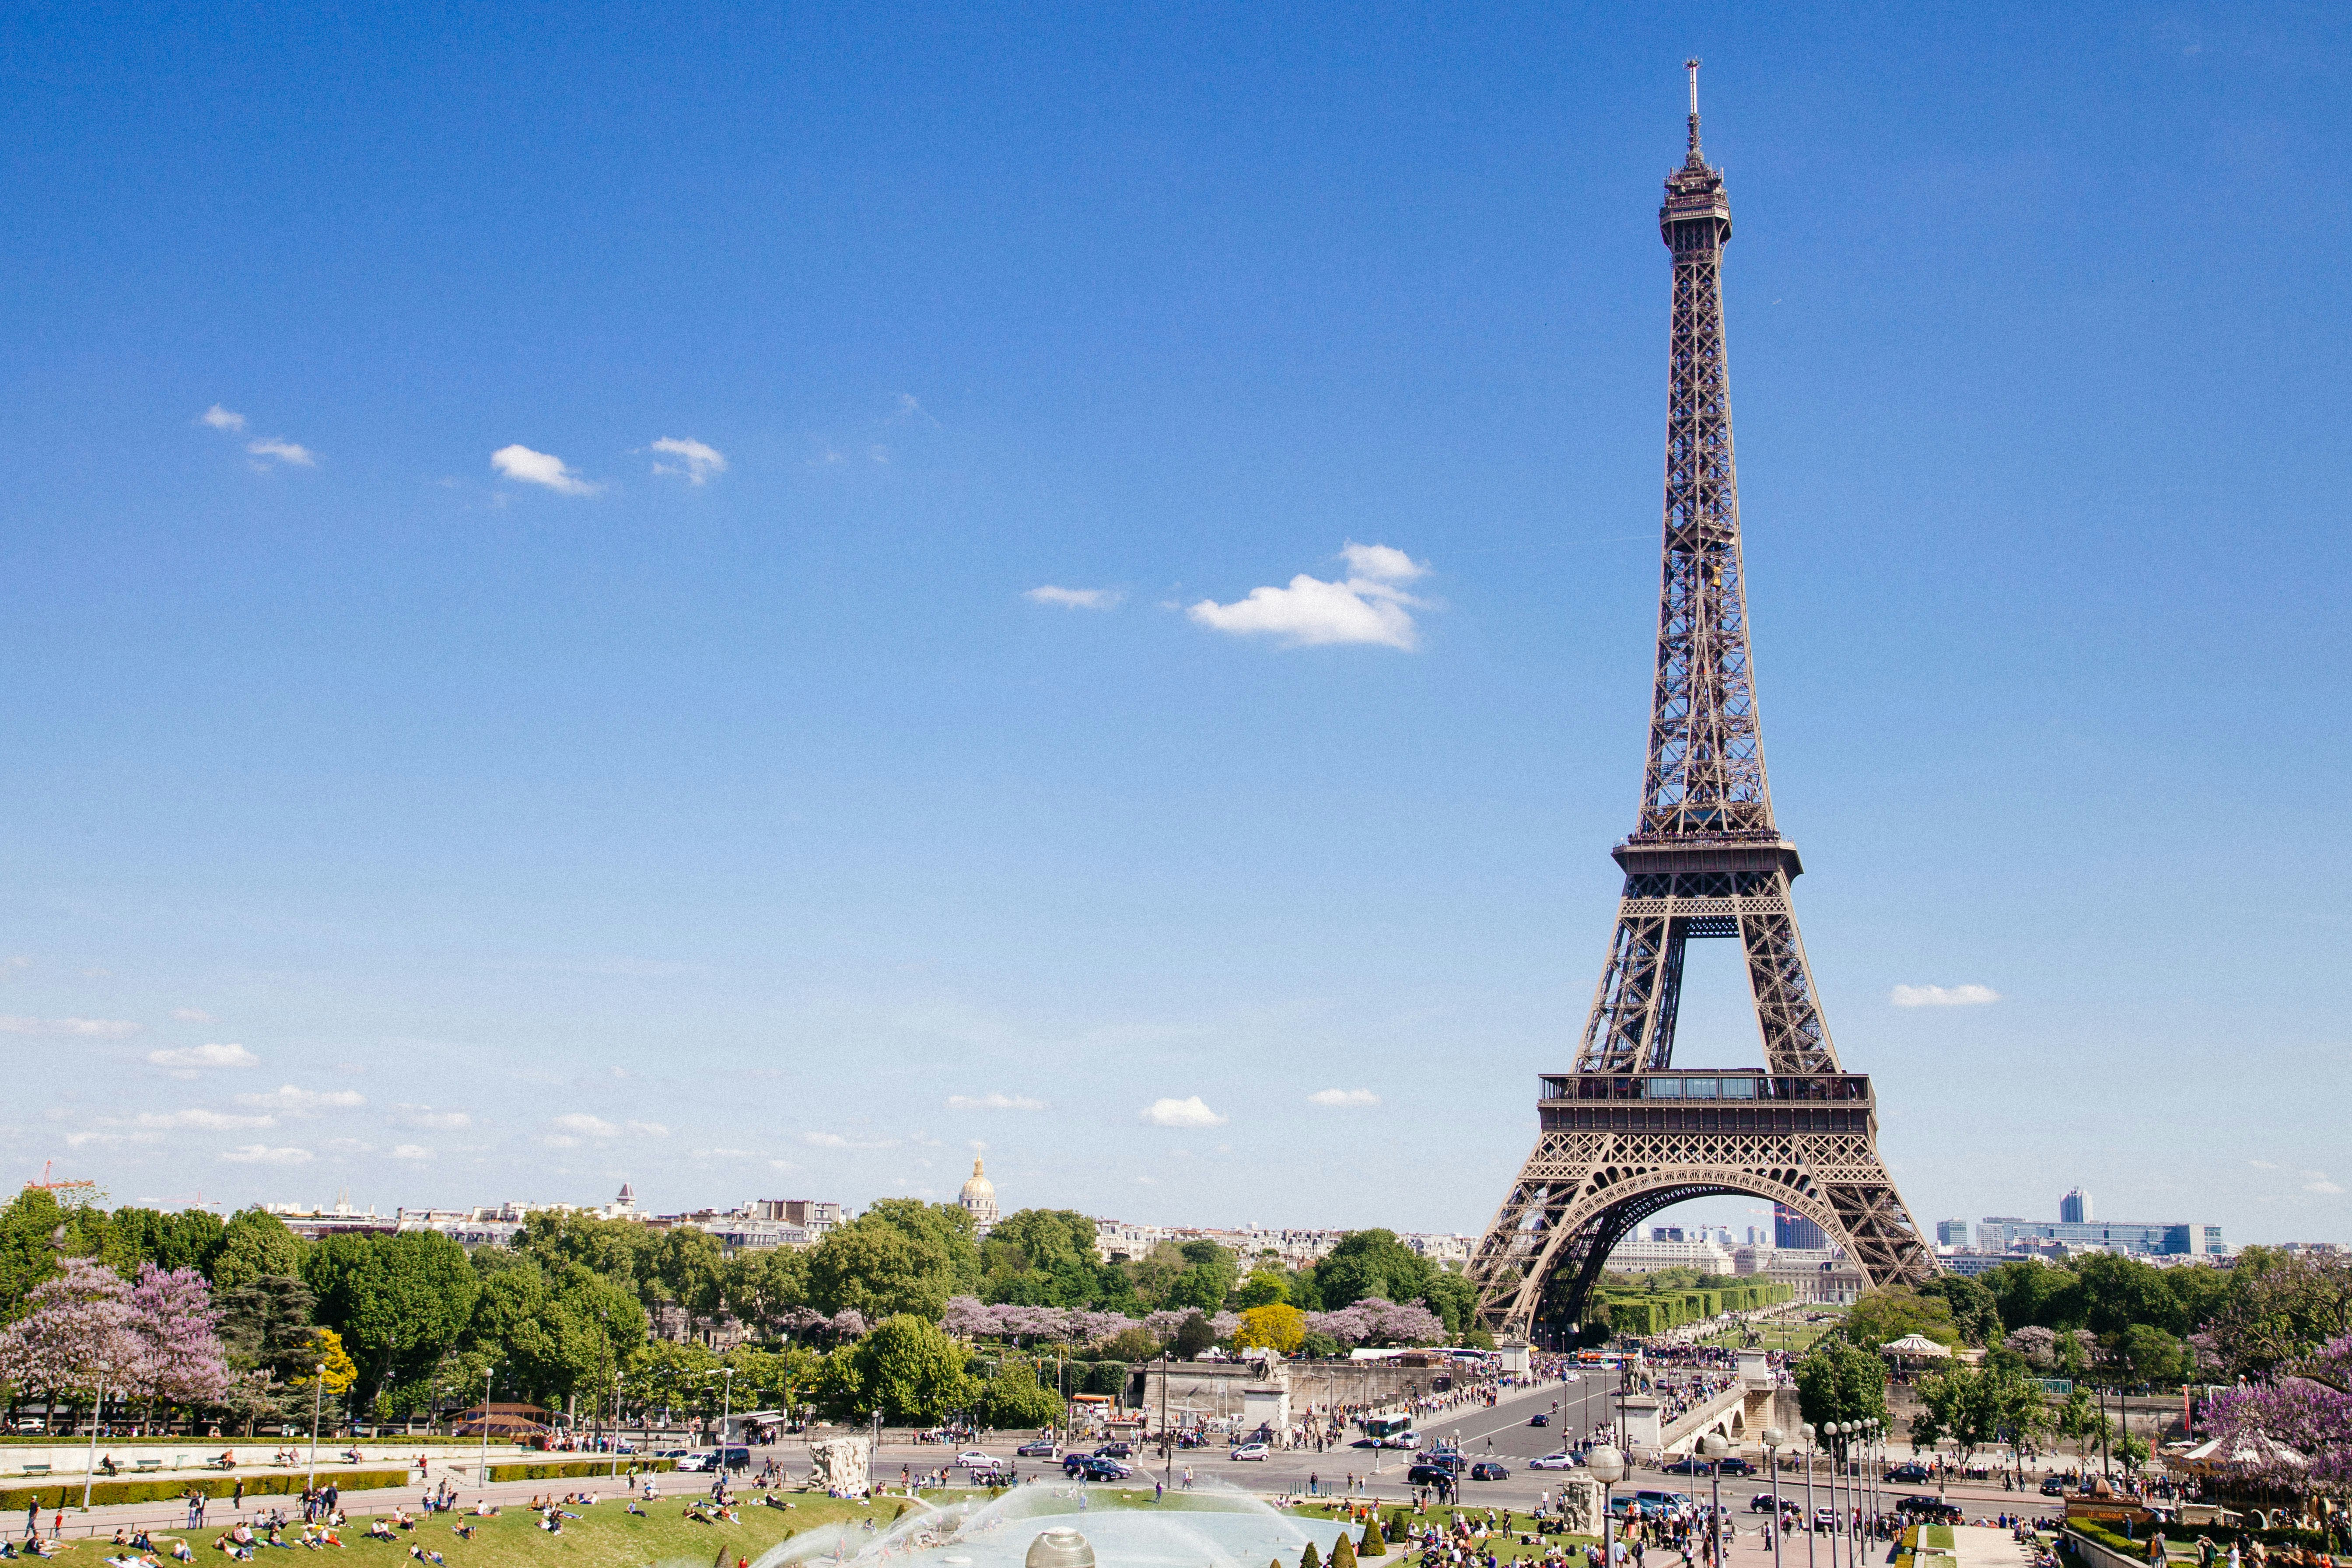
[2,6,2348,1241]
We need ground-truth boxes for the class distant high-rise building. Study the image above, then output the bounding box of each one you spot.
[1774,1203,1825,1251]
[1936,1218,1971,1247]
[2060,1188,2093,1224]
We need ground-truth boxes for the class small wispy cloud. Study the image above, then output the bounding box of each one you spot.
[1024,587,1121,610]
[946,1092,1047,1111]
[491,444,600,496]
[646,437,726,485]
[171,1008,216,1023]
[134,1109,276,1131]
[1890,984,2001,1008]
[396,1106,471,1131]
[626,1120,669,1138]
[2303,1171,2345,1196]
[147,1041,257,1078]
[2250,1159,2280,1170]
[200,406,247,432]
[219,1144,313,1165]
[236,1085,364,1113]
[1188,542,1431,650]
[1141,1096,1227,1129]
[392,1144,431,1161]
[4,1016,140,1039]
[804,1131,897,1149]
[551,1113,619,1138]
[1308,1088,1380,1108]
[246,438,317,469]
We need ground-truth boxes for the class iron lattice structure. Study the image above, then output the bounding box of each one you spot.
[1467,66,1936,1340]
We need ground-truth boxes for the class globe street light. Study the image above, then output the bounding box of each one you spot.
[1763,1427,1785,1568]
[81,1359,111,1511]
[1824,1424,1844,1568]
[1588,1443,1626,1568]
[1700,1434,1731,1568]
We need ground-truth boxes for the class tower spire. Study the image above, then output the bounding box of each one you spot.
[1685,57,1703,161]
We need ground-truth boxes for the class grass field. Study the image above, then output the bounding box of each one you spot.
[36,1494,920,1568]
[1698,1312,1842,1356]
[1292,1501,1600,1562]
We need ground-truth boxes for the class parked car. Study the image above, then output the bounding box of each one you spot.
[1529,1453,1580,1471]
[11,1420,42,1434]
[1230,1443,1269,1462]
[1470,1462,1509,1481]
[1895,1496,1963,1524]
[1015,1441,1059,1458]
[1528,1414,1549,1427]
[1660,1457,1708,1476]
[1716,1457,1754,1476]
[1812,1509,1838,1533]
[1384,1432,1421,1450]
[1885,1463,1932,1484]
[1092,1443,1134,1459]
[673,1452,718,1473]
[956,1450,994,1468]
[1062,1456,1130,1481]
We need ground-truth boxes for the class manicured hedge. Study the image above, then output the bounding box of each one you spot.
[0,1469,410,1512]
[1594,1282,1792,1337]
[485,1459,675,1483]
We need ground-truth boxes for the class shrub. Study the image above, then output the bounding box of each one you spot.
[0,1469,410,1512]
[1331,1530,1357,1568]
[485,1459,674,1483]
[1359,1520,1387,1557]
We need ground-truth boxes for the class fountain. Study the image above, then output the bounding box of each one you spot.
[752,1478,1360,1568]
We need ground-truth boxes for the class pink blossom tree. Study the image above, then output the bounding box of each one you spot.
[125,1264,231,1416]
[2204,1333,2352,1489]
[0,1257,147,1433]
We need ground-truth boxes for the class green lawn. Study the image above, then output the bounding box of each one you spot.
[1698,1313,1843,1356]
[47,1494,916,1568]
[1291,1502,1599,1562]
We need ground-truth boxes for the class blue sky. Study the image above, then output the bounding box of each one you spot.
[1,3,2346,1245]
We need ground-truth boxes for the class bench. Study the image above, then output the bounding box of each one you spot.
[135,1459,164,1472]
[19,1465,49,1476]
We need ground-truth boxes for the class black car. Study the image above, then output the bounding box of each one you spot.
[1529,1413,1549,1427]
[1659,1456,1707,1476]
[1895,1495,1962,1524]
[1885,1463,1932,1484]
[1092,1443,1134,1459]
[1016,1440,1058,1458]
[1407,1463,1460,1488]
[1470,1462,1510,1481]
[1063,1456,1130,1481]
[1716,1458,1755,1476]
[2039,1478,2068,1498]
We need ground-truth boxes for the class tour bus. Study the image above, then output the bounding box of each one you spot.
[1358,1413,1418,1449]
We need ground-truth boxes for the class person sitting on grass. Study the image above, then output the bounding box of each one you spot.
[449,1526,472,1544]
[365,1522,396,1543]
[171,1541,196,1562]
[405,1547,444,1567]
[626,1503,646,1518]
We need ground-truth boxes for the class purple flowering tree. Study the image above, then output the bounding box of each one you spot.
[0,1257,147,1433]
[125,1264,232,1417]
[2204,1333,2352,1489]
[1305,1296,1446,1348]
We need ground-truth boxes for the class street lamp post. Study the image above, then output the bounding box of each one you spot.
[80,1360,111,1511]
[480,1366,495,1487]
[1800,1424,1817,1568]
[612,1367,624,1481]
[1824,1424,1843,1568]
[306,1369,325,1490]
[1763,1428,1785,1568]
[1589,1444,1626,1568]
[1701,1434,1729,1568]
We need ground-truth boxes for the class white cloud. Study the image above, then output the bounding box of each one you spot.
[4,1015,140,1038]
[134,1109,275,1131]
[2250,1160,2279,1170]
[1890,984,2002,1008]
[804,1131,897,1149]
[396,1106,471,1130]
[146,1042,255,1071]
[1187,541,1432,650]
[551,1113,618,1138]
[2303,1171,2345,1195]
[491,444,600,496]
[1024,587,1122,610]
[540,1135,579,1149]
[236,1085,364,1113]
[219,1144,313,1165]
[67,1130,158,1148]
[647,437,726,485]
[392,1144,431,1161]
[946,1092,1048,1111]
[246,438,316,469]
[1141,1095,1228,1129]
[171,1008,215,1023]
[626,1121,669,1138]
[1308,1088,1381,1108]
[201,405,247,432]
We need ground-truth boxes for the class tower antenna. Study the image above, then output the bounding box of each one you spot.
[1684,58,1703,157]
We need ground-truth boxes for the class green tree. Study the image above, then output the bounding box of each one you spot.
[214,1273,318,1437]
[2075,1254,2186,1338]
[1982,1261,2086,1333]
[808,1216,961,1322]
[981,1210,1124,1309]
[1793,1339,1888,1431]
[1421,1270,1480,1340]
[1917,1274,2003,1347]
[1232,1270,1289,1309]
[103,1207,227,1279]
[1163,1240,1238,1313]
[1909,1363,2048,1471]
[2104,1323,2187,1389]
[303,1230,480,1408]
[973,1354,1060,1429]
[1841,1288,1958,1351]
[1309,1232,1436,1313]
[210,1209,307,1289]
[1174,1312,1217,1359]
[721,1247,811,1335]
[833,1314,978,1424]
[649,1227,728,1336]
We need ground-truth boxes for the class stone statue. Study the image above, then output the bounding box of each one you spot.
[806,1435,872,1497]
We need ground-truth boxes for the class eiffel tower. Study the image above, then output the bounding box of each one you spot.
[1467,63,1936,1340]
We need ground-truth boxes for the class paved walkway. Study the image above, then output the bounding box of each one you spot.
[1947,1525,2038,1568]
